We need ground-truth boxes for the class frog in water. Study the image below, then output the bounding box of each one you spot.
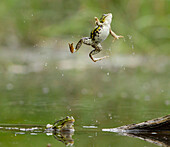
[52,116,75,132]
[69,13,124,62]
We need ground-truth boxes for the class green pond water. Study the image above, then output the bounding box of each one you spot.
[0,55,169,147]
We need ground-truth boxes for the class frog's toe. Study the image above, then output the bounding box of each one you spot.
[94,17,98,20]
[69,43,74,53]
[112,36,124,42]
[116,35,124,39]
[119,35,124,38]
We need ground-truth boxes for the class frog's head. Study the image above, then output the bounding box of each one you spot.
[100,13,112,24]
[64,116,75,123]
[61,116,75,131]
[53,116,75,130]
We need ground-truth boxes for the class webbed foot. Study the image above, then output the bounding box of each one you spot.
[69,43,75,53]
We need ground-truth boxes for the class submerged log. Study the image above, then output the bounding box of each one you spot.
[103,115,170,147]
[115,115,170,132]
[103,115,170,133]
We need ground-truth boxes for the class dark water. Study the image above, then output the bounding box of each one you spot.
[0,55,169,147]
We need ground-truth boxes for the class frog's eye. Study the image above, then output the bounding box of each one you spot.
[100,14,106,23]
[66,116,69,119]
[100,14,107,23]
[101,14,107,18]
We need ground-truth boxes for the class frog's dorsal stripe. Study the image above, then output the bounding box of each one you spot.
[100,15,107,23]
[90,26,102,41]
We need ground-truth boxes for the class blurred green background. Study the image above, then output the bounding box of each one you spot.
[0,0,169,54]
[0,0,169,146]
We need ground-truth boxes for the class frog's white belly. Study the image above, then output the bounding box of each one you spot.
[95,26,110,43]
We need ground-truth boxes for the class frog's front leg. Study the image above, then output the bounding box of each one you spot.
[110,29,124,41]
[69,37,92,53]
[94,17,103,26]
[89,44,109,62]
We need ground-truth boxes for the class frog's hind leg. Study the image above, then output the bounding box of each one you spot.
[89,44,109,62]
[69,37,92,53]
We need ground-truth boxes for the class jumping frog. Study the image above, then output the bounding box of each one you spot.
[52,116,75,132]
[69,13,123,62]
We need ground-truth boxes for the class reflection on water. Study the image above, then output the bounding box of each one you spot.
[0,123,170,147]
[53,132,74,146]
[0,125,75,146]
[120,132,170,147]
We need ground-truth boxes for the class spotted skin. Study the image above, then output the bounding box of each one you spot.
[90,26,102,41]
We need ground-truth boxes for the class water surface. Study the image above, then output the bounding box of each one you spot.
[0,51,169,146]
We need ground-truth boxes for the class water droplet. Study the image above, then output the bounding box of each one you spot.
[61,73,64,77]
[127,35,132,40]
[6,83,14,90]
[165,100,170,105]
[110,117,112,119]
[132,44,134,49]
[108,48,111,52]
[95,132,98,136]
[42,87,49,94]
[107,72,110,76]
[44,63,48,66]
